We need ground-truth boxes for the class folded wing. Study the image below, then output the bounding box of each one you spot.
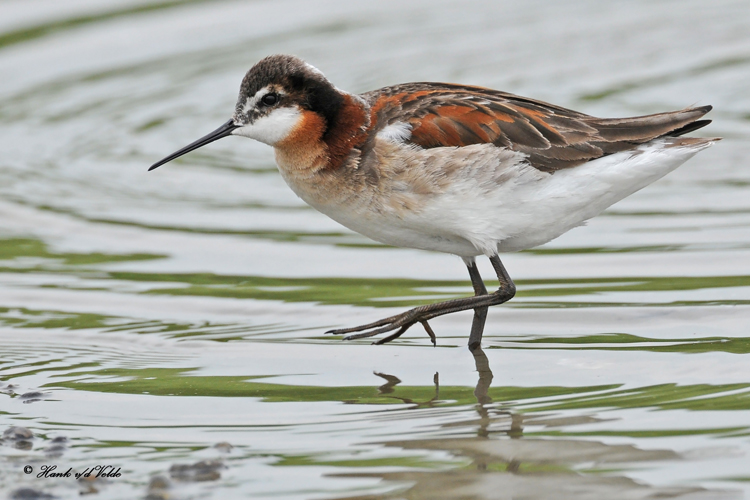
[364,83,712,172]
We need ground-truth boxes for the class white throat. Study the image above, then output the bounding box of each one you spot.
[232,106,302,146]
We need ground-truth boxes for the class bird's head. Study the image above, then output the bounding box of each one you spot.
[149,54,343,171]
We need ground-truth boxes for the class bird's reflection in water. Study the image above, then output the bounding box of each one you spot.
[330,346,734,500]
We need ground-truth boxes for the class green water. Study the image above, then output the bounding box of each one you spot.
[2,1,750,498]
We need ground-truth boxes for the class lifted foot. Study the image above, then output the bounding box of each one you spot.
[326,255,515,347]
[327,312,437,345]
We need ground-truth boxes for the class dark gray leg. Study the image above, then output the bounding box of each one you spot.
[467,259,488,351]
[327,255,516,345]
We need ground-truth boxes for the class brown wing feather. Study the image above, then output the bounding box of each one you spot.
[362,83,712,172]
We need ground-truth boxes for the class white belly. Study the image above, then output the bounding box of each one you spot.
[280,138,714,258]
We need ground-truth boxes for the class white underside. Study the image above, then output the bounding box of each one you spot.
[304,138,714,258]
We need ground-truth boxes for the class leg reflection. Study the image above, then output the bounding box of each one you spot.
[472,346,493,406]
[374,371,440,408]
[471,346,525,473]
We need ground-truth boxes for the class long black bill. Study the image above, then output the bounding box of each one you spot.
[148,119,239,171]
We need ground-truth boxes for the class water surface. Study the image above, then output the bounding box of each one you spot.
[1,1,750,498]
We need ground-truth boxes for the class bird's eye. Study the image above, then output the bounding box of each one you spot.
[261,93,278,106]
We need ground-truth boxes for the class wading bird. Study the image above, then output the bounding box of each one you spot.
[149,55,716,350]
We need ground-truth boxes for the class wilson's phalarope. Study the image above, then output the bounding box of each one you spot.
[149,54,717,349]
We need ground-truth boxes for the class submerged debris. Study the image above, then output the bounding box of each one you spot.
[43,444,66,458]
[145,474,172,500]
[3,426,34,449]
[169,459,225,482]
[0,382,19,395]
[3,426,34,441]
[20,391,49,404]
[213,441,233,453]
[78,474,107,496]
[9,488,56,500]
[44,435,69,457]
